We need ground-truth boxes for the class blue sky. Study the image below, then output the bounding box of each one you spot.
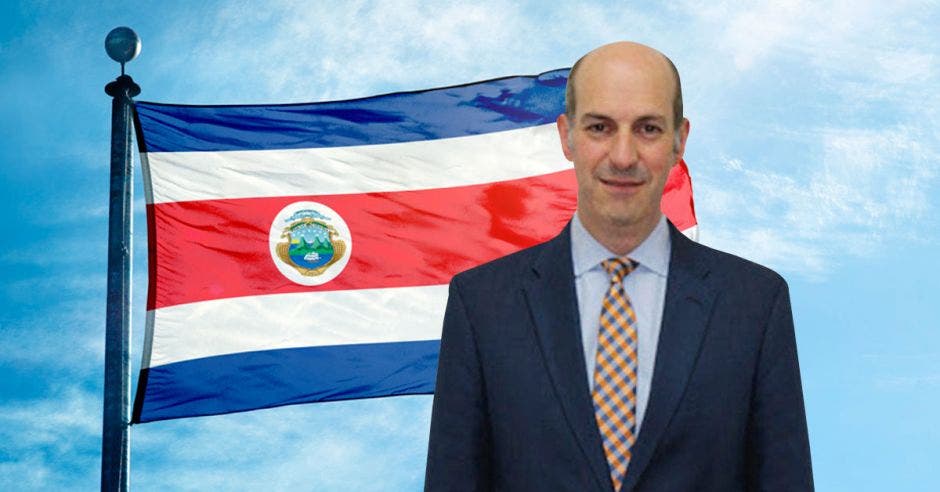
[1,0,939,490]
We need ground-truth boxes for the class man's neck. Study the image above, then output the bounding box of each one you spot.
[577,210,663,257]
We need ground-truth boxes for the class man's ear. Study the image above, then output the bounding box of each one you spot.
[557,114,575,162]
[673,117,690,164]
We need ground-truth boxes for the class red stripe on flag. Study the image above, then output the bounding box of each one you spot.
[662,159,697,231]
[149,170,578,309]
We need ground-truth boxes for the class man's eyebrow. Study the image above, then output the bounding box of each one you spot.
[580,112,613,122]
[636,114,667,123]
[580,113,668,123]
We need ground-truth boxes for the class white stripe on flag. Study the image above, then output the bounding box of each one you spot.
[147,285,448,367]
[144,124,567,203]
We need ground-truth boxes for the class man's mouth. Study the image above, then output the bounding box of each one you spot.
[599,177,644,190]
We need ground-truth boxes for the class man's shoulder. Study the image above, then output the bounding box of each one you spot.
[452,238,554,289]
[676,231,788,293]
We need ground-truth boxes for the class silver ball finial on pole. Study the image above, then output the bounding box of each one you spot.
[105,26,141,75]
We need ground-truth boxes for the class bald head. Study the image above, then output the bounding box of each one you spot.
[565,42,683,132]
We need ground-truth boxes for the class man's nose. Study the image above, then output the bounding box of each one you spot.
[608,131,639,169]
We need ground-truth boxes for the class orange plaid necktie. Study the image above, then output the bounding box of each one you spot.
[593,258,639,491]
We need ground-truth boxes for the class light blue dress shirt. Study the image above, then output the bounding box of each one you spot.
[570,212,671,436]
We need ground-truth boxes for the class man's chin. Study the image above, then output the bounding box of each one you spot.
[606,216,640,229]
[593,209,638,228]
[599,207,660,231]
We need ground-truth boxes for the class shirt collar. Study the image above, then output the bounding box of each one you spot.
[571,212,671,278]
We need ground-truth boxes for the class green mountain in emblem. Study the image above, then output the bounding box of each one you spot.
[291,236,334,255]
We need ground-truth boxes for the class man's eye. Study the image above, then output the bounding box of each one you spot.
[587,123,607,133]
[641,124,662,134]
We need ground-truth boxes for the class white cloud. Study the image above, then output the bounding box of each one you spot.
[875,49,936,85]
[2,272,106,301]
[863,353,940,389]
[22,200,109,226]
[666,0,940,278]
[131,396,432,491]
[137,0,679,106]
[685,0,937,76]
[696,122,939,278]
[874,374,940,389]
[0,387,101,490]
[701,224,831,279]
[719,0,808,71]
[145,0,542,104]
[0,296,105,369]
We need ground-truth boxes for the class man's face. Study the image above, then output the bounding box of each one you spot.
[558,49,689,240]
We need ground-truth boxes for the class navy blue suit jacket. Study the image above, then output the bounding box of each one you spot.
[425,222,813,491]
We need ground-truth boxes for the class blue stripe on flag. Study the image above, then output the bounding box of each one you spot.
[133,340,439,423]
[135,69,569,153]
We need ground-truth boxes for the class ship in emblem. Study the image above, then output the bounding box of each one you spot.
[275,209,347,277]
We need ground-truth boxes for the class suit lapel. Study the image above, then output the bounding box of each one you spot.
[523,225,612,491]
[620,224,716,492]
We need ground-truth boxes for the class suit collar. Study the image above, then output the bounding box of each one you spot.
[620,222,716,491]
[524,223,612,491]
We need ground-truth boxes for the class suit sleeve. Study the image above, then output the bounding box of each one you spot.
[425,278,492,491]
[746,280,815,491]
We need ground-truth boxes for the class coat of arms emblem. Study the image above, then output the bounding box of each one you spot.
[269,201,351,286]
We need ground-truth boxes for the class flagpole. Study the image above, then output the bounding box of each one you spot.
[101,26,140,492]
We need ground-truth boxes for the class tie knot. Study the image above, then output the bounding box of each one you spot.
[601,258,636,284]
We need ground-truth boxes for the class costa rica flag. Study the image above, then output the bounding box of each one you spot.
[131,69,696,423]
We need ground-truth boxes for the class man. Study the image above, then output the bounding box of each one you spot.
[425,42,813,491]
